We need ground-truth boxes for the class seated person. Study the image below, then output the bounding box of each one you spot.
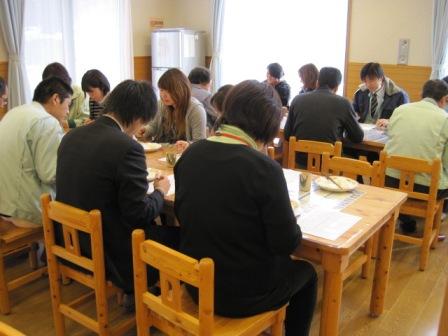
[188,66,218,128]
[209,84,234,133]
[298,63,319,94]
[353,62,409,125]
[284,67,363,166]
[141,68,206,144]
[175,80,317,336]
[0,77,72,227]
[81,69,110,121]
[56,80,171,294]
[384,79,448,233]
[42,62,89,129]
[0,76,8,110]
[265,62,291,108]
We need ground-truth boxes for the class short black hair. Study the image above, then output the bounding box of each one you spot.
[0,77,5,96]
[443,76,448,85]
[102,80,157,127]
[360,62,385,81]
[188,67,211,85]
[318,67,342,90]
[210,84,234,113]
[32,77,73,104]
[42,62,72,86]
[421,79,448,101]
[267,63,284,79]
[81,69,110,95]
[220,80,282,145]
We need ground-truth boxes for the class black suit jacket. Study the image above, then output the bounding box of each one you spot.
[56,116,164,292]
[284,87,364,145]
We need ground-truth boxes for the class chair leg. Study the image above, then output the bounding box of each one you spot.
[420,216,435,271]
[371,232,379,259]
[362,238,374,279]
[95,286,110,335]
[431,205,443,249]
[28,243,38,270]
[0,253,10,314]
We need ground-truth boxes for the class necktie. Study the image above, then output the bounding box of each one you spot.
[370,93,378,118]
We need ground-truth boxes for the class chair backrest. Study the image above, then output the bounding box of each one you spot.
[132,229,214,336]
[267,146,275,161]
[41,194,105,281]
[0,322,25,336]
[378,151,441,206]
[322,152,381,186]
[287,136,342,173]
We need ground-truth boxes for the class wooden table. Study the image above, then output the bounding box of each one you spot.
[293,183,406,336]
[145,148,175,206]
[145,148,407,336]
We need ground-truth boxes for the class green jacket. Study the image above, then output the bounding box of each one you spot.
[0,102,63,224]
[67,85,89,128]
[384,98,448,189]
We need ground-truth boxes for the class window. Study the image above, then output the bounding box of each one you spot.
[23,0,132,94]
[220,0,349,98]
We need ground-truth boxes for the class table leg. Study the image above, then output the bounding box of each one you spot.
[370,209,398,317]
[320,253,348,336]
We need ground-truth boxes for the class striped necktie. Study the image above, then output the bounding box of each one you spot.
[370,92,378,118]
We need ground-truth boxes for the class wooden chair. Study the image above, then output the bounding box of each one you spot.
[287,136,342,173]
[0,322,26,336]
[0,219,47,314]
[132,229,287,336]
[40,194,135,336]
[378,151,443,271]
[267,146,275,160]
[321,153,381,279]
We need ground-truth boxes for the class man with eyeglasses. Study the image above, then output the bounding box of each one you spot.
[353,62,409,127]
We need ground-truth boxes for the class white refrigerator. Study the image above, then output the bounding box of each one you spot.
[151,28,205,95]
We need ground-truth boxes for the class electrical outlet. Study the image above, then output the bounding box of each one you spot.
[397,38,410,65]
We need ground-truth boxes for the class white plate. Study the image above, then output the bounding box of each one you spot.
[315,176,358,192]
[140,142,162,152]
[147,168,161,182]
[290,200,302,217]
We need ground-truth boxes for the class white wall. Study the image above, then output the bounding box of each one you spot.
[349,0,432,65]
[0,0,434,66]
[131,0,178,56]
[131,0,212,56]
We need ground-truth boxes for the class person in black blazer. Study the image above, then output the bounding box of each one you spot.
[56,80,170,294]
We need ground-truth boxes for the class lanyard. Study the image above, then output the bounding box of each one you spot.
[215,131,252,147]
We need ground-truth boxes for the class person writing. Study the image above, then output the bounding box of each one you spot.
[175,80,317,336]
[56,80,172,297]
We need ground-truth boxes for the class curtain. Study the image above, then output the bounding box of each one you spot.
[23,0,73,94]
[431,0,448,79]
[119,0,134,80]
[210,0,225,92]
[0,0,30,108]
[21,0,133,92]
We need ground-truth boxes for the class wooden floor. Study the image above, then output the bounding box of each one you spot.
[0,221,446,336]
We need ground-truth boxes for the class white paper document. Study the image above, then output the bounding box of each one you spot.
[359,123,376,131]
[298,208,361,241]
[147,174,175,196]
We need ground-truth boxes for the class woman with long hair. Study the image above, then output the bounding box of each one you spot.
[298,63,319,94]
[141,68,206,144]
